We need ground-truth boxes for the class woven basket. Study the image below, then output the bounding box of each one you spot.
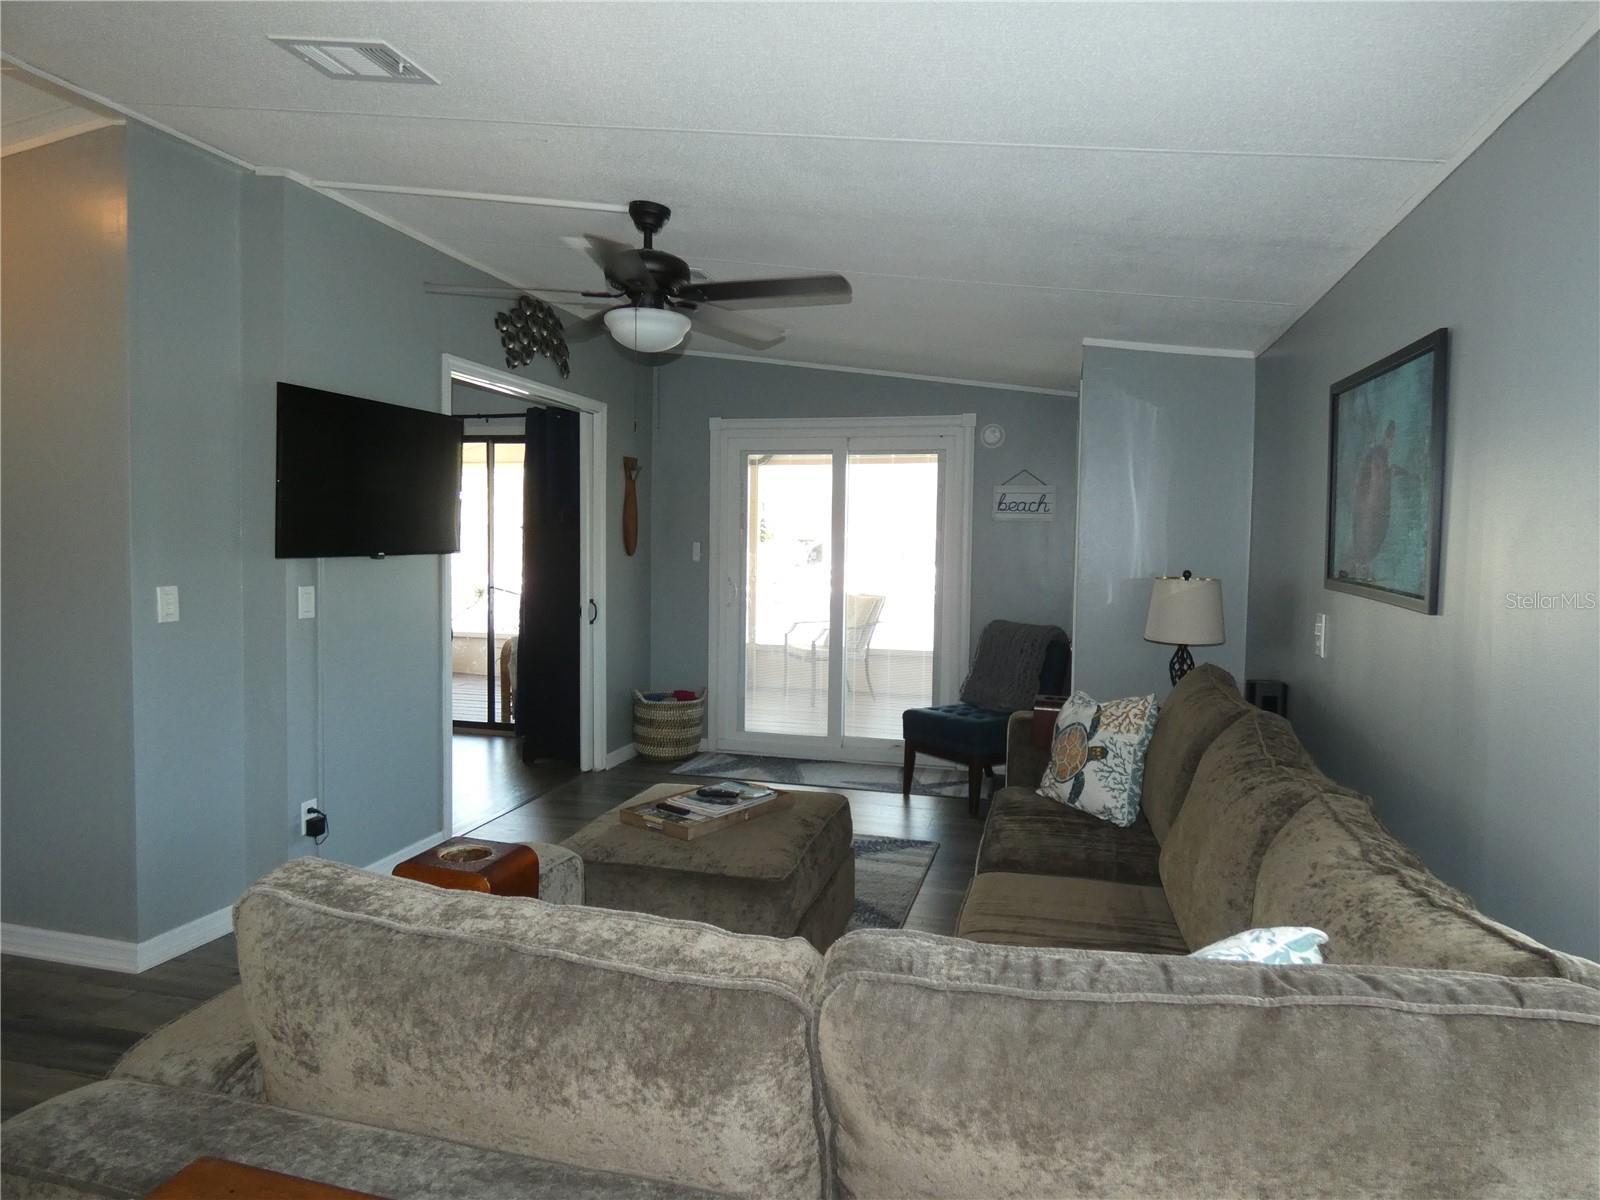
[633,690,706,761]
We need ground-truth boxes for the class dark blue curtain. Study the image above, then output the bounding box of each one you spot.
[518,406,582,763]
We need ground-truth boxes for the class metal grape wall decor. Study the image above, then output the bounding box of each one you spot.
[494,295,571,378]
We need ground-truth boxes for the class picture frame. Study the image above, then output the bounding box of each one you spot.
[1324,328,1449,614]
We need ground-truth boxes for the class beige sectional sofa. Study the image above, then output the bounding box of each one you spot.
[4,669,1598,1197]
[959,664,1598,983]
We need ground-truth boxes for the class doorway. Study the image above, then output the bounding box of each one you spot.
[438,355,608,837]
[450,436,524,729]
[708,416,974,764]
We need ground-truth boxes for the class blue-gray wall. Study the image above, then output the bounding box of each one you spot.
[1074,345,1255,700]
[1,127,140,939]
[3,122,651,945]
[244,178,652,871]
[648,356,1078,692]
[125,124,249,939]
[1247,41,1599,958]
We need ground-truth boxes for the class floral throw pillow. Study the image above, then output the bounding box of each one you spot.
[1037,691,1158,827]
[1191,927,1329,965]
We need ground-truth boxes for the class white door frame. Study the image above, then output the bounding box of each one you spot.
[706,414,975,765]
[438,354,608,836]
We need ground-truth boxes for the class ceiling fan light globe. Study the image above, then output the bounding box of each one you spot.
[604,305,691,353]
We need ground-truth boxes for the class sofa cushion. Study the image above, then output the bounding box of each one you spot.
[902,702,1010,757]
[233,858,824,1200]
[1140,663,1250,842]
[1160,709,1335,947]
[976,785,1161,885]
[0,1079,720,1199]
[111,985,262,1100]
[815,929,1600,1200]
[1255,792,1600,981]
[955,872,1187,952]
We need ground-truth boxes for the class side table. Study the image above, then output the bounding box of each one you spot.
[393,837,541,898]
[146,1156,380,1198]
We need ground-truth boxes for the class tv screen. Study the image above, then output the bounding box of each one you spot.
[275,383,463,559]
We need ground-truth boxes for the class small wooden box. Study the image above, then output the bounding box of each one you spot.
[392,838,540,898]
[146,1156,381,1199]
[619,787,792,840]
[1032,693,1068,748]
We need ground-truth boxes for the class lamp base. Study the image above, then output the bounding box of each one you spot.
[1168,644,1195,686]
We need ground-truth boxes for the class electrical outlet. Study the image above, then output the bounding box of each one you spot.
[297,585,316,620]
[301,800,320,838]
[1314,613,1328,659]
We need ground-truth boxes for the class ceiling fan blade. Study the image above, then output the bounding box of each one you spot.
[564,235,656,294]
[677,272,850,307]
[688,303,786,350]
[555,307,611,343]
[425,283,598,300]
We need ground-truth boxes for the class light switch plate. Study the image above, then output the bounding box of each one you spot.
[692,541,702,562]
[1314,613,1328,659]
[156,586,180,624]
[297,585,316,619]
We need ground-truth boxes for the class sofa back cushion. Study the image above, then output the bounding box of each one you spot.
[1255,793,1600,982]
[1159,710,1333,947]
[815,929,1600,1199]
[234,858,825,1200]
[1140,664,1251,842]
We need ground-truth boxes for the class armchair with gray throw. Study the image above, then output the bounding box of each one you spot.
[902,620,1070,816]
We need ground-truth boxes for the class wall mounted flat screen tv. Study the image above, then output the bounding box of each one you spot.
[275,382,463,559]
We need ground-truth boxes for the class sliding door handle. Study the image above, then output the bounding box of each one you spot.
[588,598,598,625]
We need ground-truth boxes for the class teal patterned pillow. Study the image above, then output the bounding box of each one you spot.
[1191,926,1328,965]
[1036,691,1158,827]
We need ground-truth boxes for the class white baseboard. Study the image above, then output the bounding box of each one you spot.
[2,831,449,975]
[2,901,233,975]
[603,745,638,770]
[133,905,234,972]
[0,923,142,972]
[360,830,449,876]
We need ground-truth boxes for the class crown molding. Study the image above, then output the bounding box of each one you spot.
[1081,338,1255,360]
[1,114,123,158]
[679,349,1077,397]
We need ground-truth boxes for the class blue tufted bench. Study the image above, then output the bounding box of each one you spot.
[902,639,1070,816]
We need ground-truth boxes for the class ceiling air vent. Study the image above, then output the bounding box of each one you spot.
[269,37,438,84]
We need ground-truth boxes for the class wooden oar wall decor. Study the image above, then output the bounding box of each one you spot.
[623,457,642,556]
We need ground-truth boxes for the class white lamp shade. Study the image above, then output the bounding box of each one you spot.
[604,306,691,353]
[1144,575,1225,646]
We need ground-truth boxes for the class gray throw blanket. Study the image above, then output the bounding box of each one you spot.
[960,620,1069,712]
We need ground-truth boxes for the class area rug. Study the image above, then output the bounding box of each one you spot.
[848,836,939,931]
[672,751,971,799]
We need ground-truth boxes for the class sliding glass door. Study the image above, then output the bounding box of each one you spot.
[711,418,973,763]
[450,437,524,728]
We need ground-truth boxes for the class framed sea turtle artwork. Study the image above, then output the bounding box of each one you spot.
[1325,328,1449,614]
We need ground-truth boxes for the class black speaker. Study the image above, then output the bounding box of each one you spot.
[1245,679,1288,717]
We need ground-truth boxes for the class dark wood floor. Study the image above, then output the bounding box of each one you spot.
[1,738,982,1121]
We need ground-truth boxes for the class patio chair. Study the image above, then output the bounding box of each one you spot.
[782,593,887,705]
[901,626,1070,816]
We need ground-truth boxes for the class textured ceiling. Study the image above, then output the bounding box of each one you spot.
[3,2,1594,389]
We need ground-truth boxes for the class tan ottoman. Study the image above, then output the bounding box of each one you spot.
[563,783,854,950]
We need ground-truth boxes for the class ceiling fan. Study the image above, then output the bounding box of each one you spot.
[426,199,851,357]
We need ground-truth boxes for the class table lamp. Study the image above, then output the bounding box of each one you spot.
[1144,571,1224,685]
